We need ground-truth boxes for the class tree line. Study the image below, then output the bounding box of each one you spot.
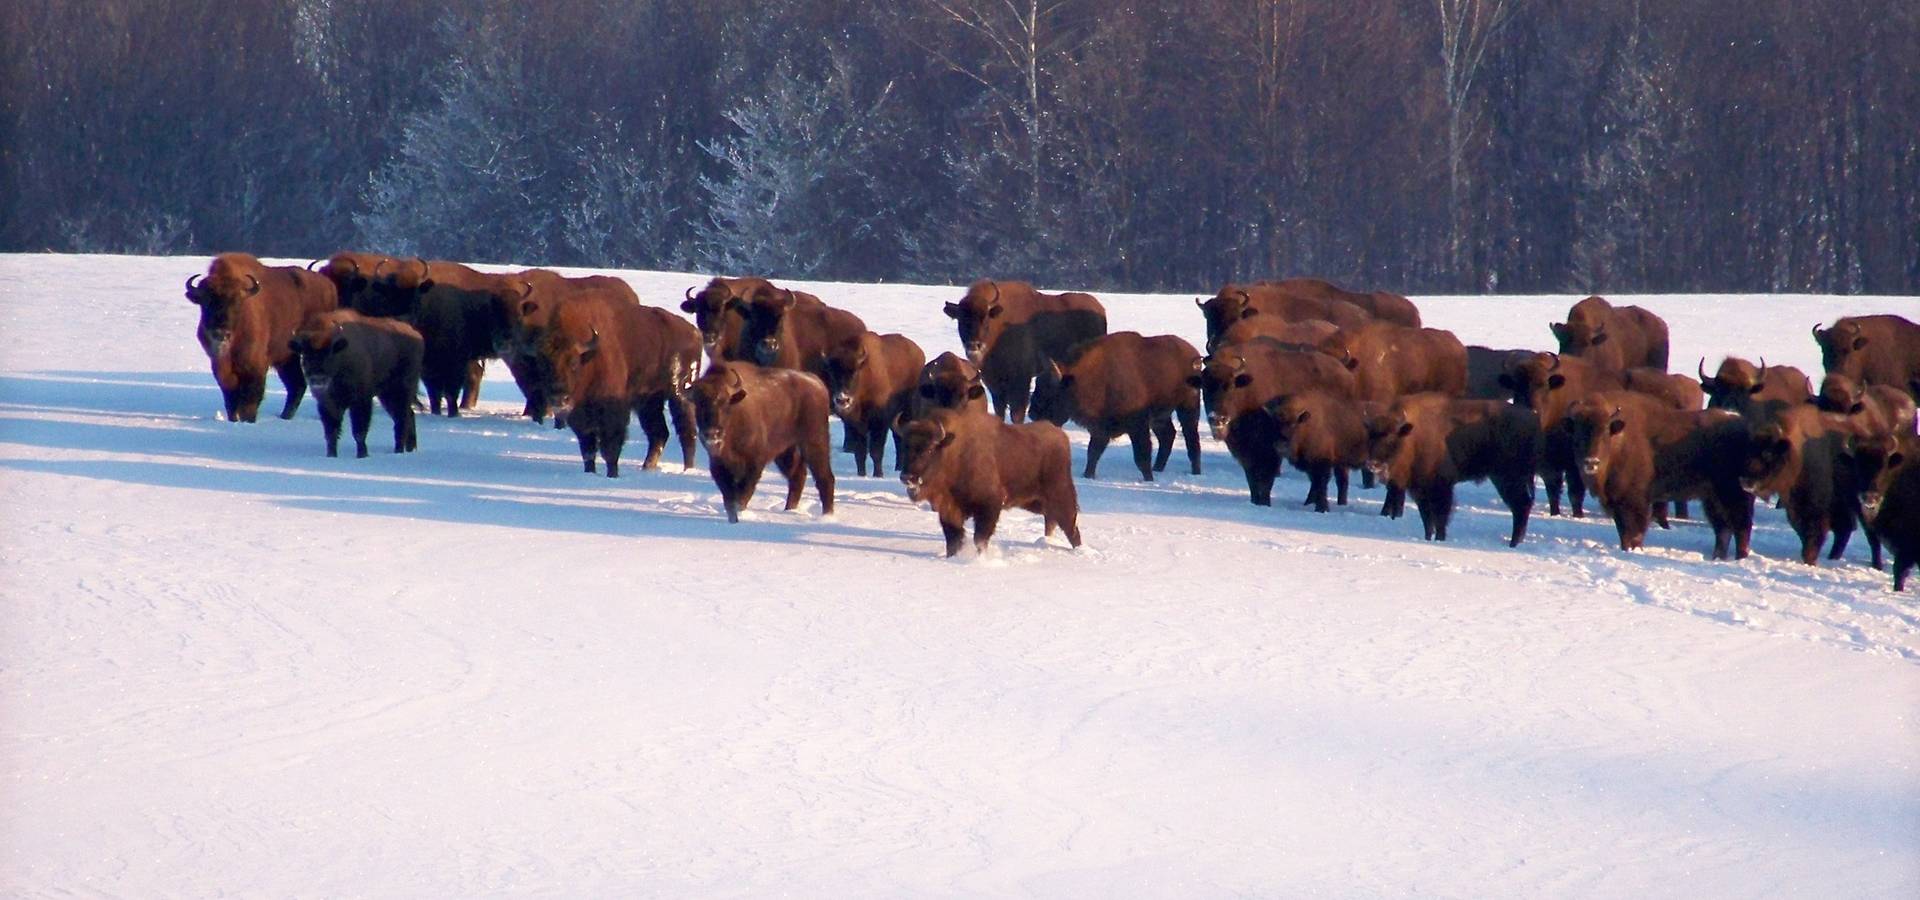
[2,0,1914,295]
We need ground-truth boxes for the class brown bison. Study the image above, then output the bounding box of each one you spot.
[1030,331,1203,480]
[186,252,339,422]
[288,311,423,458]
[1196,282,1371,352]
[1361,395,1543,546]
[1698,356,1814,414]
[945,279,1108,423]
[1267,277,1422,327]
[1502,352,1704,518]
[820,332,927,476]
[1860,440,1919,589]
[896,408,1082,557]
[1319,321,1469,403]
[1564,392,1757,559]
[1551,295,1671,372]
[502,268,644,422]
[1189,338,1357,506]
[679,277,776,361]
[1813,372,1918,438]
[1220,316,1340,350]
[534,297,702,477]
[688,361,836,523]
[735,286,868,375]
[916,351,991,415]
[310,251,391,314]
[1263,390,1370,512]
[1814,315,1920,401]
[1738,401,1873,565]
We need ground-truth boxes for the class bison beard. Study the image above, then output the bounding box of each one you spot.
[896,409,1081,557]
[289,313,423,458]
[689,362,836,523]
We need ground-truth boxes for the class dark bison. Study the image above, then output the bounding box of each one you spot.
[1219,316,1340,351]
[1698,356,1814,414]
[1503,351,1704,518]
[1563,391,1756,559]
[1739,401,1874,565]
[736,286,868,374]
[1264,390,1370,512]
[1465,346,1536,401]
[916,351,991,415]
[897,408,1081,557]
[310,251,391,314]
[688,361,836,523]
[289,311,423,458]
[1030,331,1203,481]
[534,297,702,477]
[945,279,1108,423]
[1196,282,1370,352]
[186,252,339,422]
[1551,295,1671,372]
[1814,315,1920,401]
[1361,395,1543,546]
[820,332,926,476]
[1319,321,1468,403]
[366,257,514,417]
[1813,372,1918,439]
[1190,338,1357,506]
[1860,441,1919,590]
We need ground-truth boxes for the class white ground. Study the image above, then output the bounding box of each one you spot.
[2,253,1916,897]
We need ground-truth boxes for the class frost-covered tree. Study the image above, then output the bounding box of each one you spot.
[1572,8,1671,291]
[354,16,559,264]
[558,116,686,270]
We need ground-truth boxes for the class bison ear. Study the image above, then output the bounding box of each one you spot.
[1058,374,1076,389]
[330,337,350,353]
[1396,421,1415,437]
[1238,307,1259,320]
[288,338,304,353]
[417,279,435,292]
[936,431,957,449]
[520,300,538,317]
[1549,322,1568,341]
[918,384,938,399]
[1889,451,1906,469]
[987,303,1004,319]
[1547,373,1567,390]
[1590,330,1609,345]
[1607,418,1626,435]
[1746,382,1765,395]
[966,384,985,400]
[1848,401,1866,415]
[1295,409,1311,425]
[728,389,748,405]
[1233,373,1253,388]
[943,302,962,319]
[680,298,700,313]
[1343,357,1359,370]
[1184,374,1203,388]
[1852,336,1868,351]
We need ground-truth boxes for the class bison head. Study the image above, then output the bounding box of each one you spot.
[1196,288,1257,353]
[688,363,754,456]
[1561,400,1631,491]
[682,278,753,354]
[897,410,963,503]
[820,337,875,416]
[1700,356,1771,411]
[1497,352,1565,411]
[192,257,264,354]
[1552,296,1615,356]
[1026,357,1082,426]
[1812,373,1865,415]
[1849,433,1905,521]
[1360,407,1416,484]
[534,321,603,423]
[1262,394,1314,455]
[736,287,798,367]
[360,256,432,318]
[918,352,986,410]
[288,323,350,398]
[1188,352,1257,441]
[946,280,1008,365]
[1813,320,1869,376]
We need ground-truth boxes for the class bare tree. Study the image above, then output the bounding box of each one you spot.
[1431,0,1528,282]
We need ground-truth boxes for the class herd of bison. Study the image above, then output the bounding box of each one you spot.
[180,251,1920,589]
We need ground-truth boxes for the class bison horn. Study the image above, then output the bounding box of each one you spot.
[890,411,911,437]
[1756,356,1768,379]
[518,280,534,300]
[1697,357,1709,382]
[184,273,203,293]
[1545,351,1561,371]
[1194,297,1206,310]
[414,256,430,281]
[1232,354,1248,373]
[584,328,599,349]
[727,367,745,391]
[685,285,697,301]
[306,258,323,271]
[373,258,389,277]
[244,274,261,295]
[1811,323,1823,340]
[1190,355,1206,373]
[346,258,362,275]
[989,281,1001,304]
[1234,289,1252,305]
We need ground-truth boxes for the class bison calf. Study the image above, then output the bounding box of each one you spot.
[1264,391,1370,512]
[289,312,423,458]
[897,408,1081,556]
[1564,393,1756,559]
[688,362,836,523]
[1362,395,1542,546]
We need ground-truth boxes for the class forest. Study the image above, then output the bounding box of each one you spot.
[2,0,1914,294]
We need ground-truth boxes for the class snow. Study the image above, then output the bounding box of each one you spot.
[2,253,1916,896]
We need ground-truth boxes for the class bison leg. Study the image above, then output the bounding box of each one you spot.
[939,514,967,557]
[636,397,669,471]
[1895,554,1913,592]
[1653,504,1671,530]
[1494,474,1533,547]
[1361,468,1376,490]
[220,382,241,423]
[1381,484,1407,519]
[1865,522,1883,570]
[1150,415,1175,474]
[319,403,343,457]
[378,391,413,453]
[236,373,267,423]
[1672,500,1689,520]
[1178,404,1202,475]
[1543,469,1564,516]
[774,448,807,512]
[461,360,484,410]
[845,422,870,477]
[1334,466,1351,506]
[1797,518,1829,566]
[1244,454,1279,506]
[1305,463,1332,513]
[1083,428,1112,480]
[1125,421,1156,481]
[668,394,698,470]
[1567,465,1588,517]
[349,398,373,459]
[1431,481,1457,541]
[972,505,1002,554]
[1006,379,1032,425]
[865,421,887,476]
[1613,497,1651,551]
[806,431,836,517]
[273,360,307,420]
[1414,491,1437,541]
[710,464,742,523]
[578,428,599,474]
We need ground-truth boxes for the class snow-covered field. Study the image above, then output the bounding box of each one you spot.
[2,253,1916,896]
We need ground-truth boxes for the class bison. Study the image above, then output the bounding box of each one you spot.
[1219,316,1340,351]
[916,351,991,415]
[1263,390,1370,512]
[1563,392,1757,559]
[1860,440,1919,590]
[288,311,423,458]
[820,332,927,476]
[1029,331,1203,480]
[945,279,1107,423]
[502,268,643,422]
[1503,351,1704,518]
[679,276,776,361]
[1465,346,1535,401]
[186,252,338,423]
[1361,395,1542,546]
[687,361,836,523]
[1190,338,1357,506]
[366,257,513,417]
[1739,401,1873,566]
[309,251,391,314]
[1813,372,1918,438]
[1551,295,1671,372]
[1814,315,1920,401]
[1698,356,1814,415]
[1196,282,1370,353]
[535,298,702,477]
[735,286,868,375]
[896,408,1081,557]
